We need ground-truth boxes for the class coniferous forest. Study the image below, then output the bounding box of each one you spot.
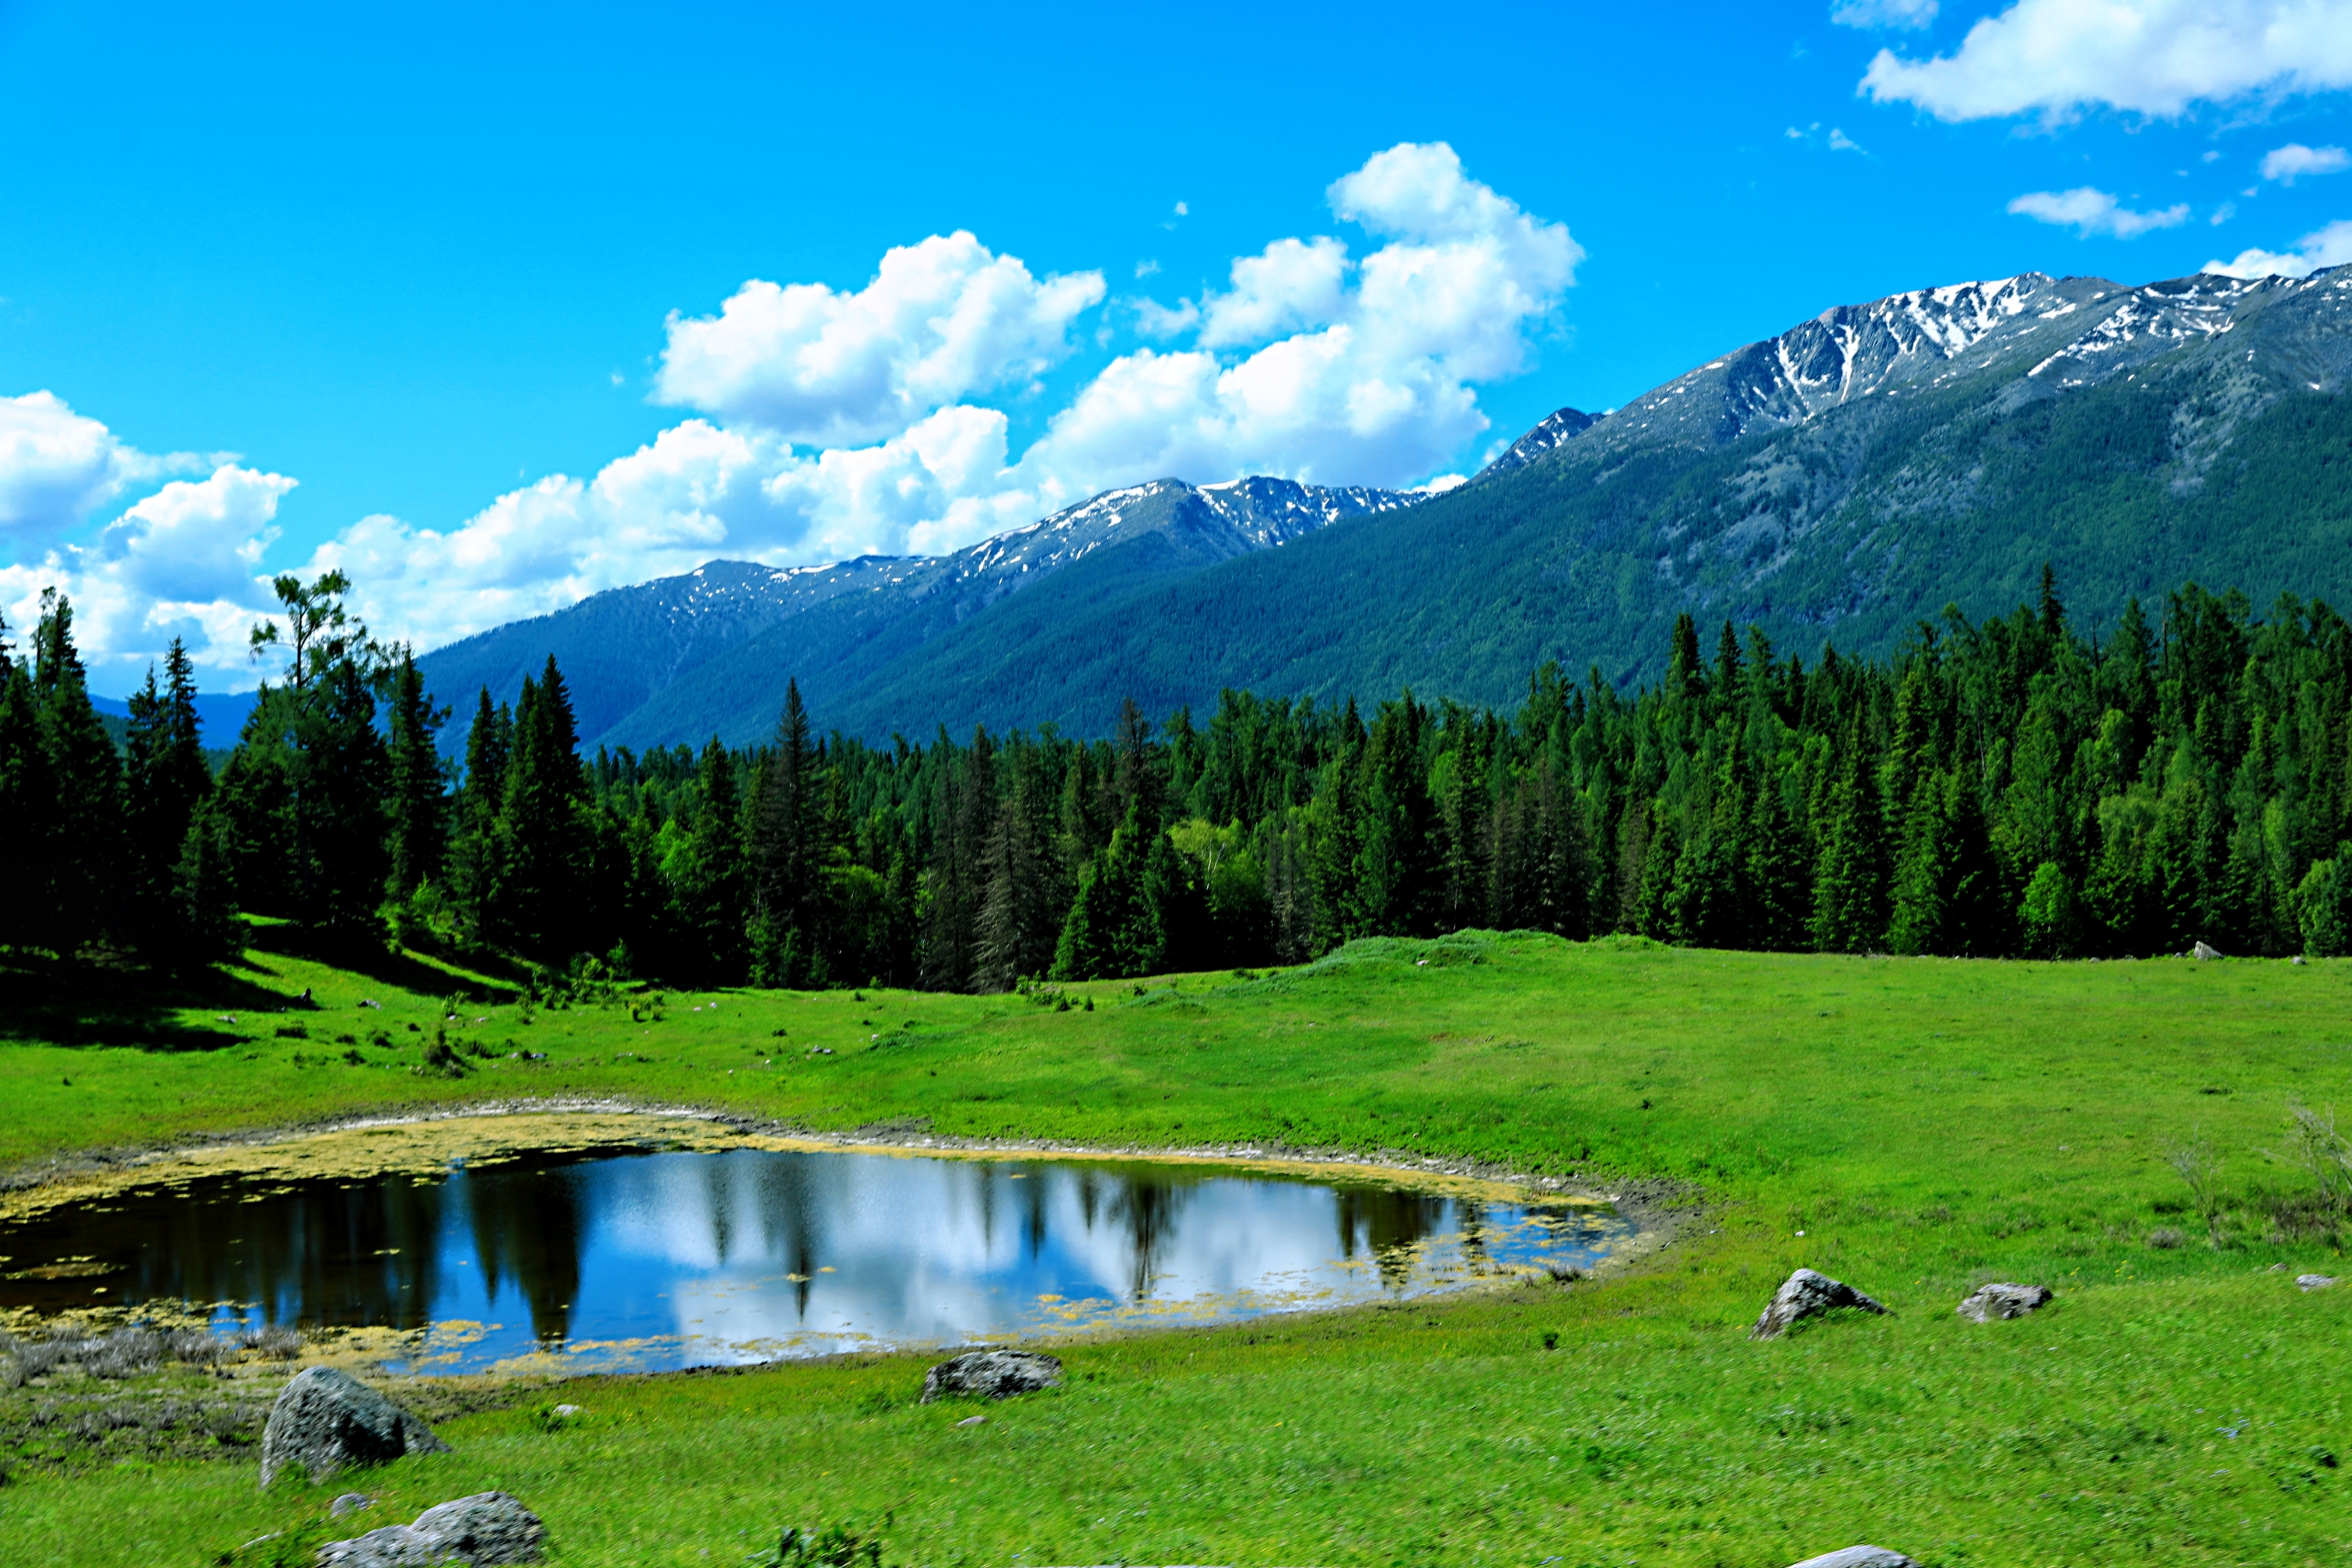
[7,565,2352,989]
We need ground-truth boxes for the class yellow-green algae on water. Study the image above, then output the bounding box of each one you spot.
[1,1103,1628,1225]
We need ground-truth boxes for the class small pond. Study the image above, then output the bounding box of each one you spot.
[0,1145,1630,1374]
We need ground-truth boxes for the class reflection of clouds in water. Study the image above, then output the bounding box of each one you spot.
[568,1153,1618,1358]
[12,1144,1631,1375]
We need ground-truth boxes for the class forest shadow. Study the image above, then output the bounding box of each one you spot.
[0,950,282,1053]
[240,923,523,1004]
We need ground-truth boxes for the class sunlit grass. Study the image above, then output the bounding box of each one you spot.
[4,934,2350,1564]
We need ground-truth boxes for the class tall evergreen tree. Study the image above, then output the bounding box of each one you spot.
[0,611,58,954]
[384,647,448,900]
[32,590,123,953]
[496,658,587,957]
[1810,736,1892,952]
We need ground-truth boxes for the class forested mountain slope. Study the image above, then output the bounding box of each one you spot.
[417,477,1418,748]
[422,266,2352,746]
[853,266,2352,738]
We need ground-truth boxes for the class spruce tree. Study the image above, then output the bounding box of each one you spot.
[384,647,447,900]
[121,642,212,952]
[497,658,587,957]
[32,591,123,953]
[1810,738,1892,952]
[0,612,57,953]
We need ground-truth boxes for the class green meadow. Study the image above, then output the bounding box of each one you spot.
[3,931,2349,1566]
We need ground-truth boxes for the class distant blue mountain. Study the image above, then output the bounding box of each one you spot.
[417,475,1425,751]
[408,263,2352,754]
[90,689,259,746]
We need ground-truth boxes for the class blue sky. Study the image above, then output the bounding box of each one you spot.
[4,0,2351,694]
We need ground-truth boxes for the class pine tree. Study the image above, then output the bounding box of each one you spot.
[1810,738,1892,952]
[0,611,58,954]
[975,774,1056,990]
[384,647,448,900]
[121,642,213,953]
[172,797,244,967]
[32,590,123,953]
[497,658,587,957]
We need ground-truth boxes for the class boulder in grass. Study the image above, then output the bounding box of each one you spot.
[2300,1274,2338,1291]
[317,1490,544,1567]
[1956,1282,2053,1322]
[2193,940,2224,960]
[1786,1549,1921,1568]
[920,1349,1063,1403]
[258,1366,449,1487]
[1750,1268,1890,1341]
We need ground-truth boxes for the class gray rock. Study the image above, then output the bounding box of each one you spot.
[258,1366,449,1487]
[2194,940,2224,960]
[920,1349,1063,1403]
[317,1490,544,1567]
[2299,1274,2338,1291]
[330,1493,375,1518]
[1786,1549,1921,1568]
[1751,1268,1890,1340]
[1956,1282,2053,1322]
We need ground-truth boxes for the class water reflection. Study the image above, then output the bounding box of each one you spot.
[1,1148,1630,1373]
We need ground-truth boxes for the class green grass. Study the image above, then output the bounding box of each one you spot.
[4,931,2351,1566]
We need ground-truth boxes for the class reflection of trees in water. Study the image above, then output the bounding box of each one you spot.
[1047,1164,1201,1302]
[1018,1168,1048,1260]
[736,1153,823,1320]
[1334,1187,1455,1289]
[464,1163,586,1343]
[0,1169,451,1331]
[1103,1172,1199,1302]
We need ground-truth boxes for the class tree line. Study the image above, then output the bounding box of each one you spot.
[5,566,2351,986]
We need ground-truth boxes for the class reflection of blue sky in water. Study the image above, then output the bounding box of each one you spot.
[0,1148,1631,1375]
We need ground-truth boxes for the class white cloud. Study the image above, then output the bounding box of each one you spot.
[1861,0,2352,122]
[1020,142,1581,492]
[1831,0,1938,28]
[2203,216,2352,275]
[653,231,1105,446]
[1199,237,1349,348]
[1828,128,1867,152]
[2007,186,2192,236]
[0,391,206,537]
[1,462,294,689]
[2261,142,2351,183]
[2213,199,2239,223]
[9,143,1581,678]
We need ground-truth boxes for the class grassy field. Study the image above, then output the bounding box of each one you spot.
[2,931,2349,1566]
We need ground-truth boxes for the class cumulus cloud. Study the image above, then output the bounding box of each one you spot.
[653,232,1105,446]
[1199,237,1349,348]
[2261,142,2351,183]
[0,391,206,537]
[1,461,295,690]
[2008,186,2192,236]
[1861,0,2352,122]
[1831,0,1938,28]
[2204,216,2352,275]
[1022,142,1582,491]
[6,143,1581,679]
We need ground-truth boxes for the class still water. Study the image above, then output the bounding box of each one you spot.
[0,1146,1629,1373]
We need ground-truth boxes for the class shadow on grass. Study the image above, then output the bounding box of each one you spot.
[1,926,521,1053]
[0,950,272,1053]
[240,922,523,1004]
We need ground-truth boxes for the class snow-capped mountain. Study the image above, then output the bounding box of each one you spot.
[424,263,2352,746]
[1570,268,2349,460]
[418,475,1421,748]
[1475,406,1601,480]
